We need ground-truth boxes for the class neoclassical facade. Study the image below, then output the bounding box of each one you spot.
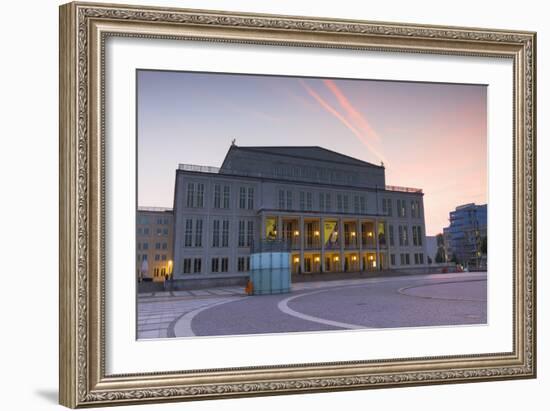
[172,145,427,278]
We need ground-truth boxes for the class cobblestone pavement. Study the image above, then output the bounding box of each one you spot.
[137,287,245,339]
[137,272,487,339]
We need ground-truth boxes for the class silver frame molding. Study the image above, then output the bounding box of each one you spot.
[59,2,537,408]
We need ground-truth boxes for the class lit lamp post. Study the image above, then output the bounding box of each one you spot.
[166,260,173,291]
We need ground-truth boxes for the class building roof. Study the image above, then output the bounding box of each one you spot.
[220,145,383,170]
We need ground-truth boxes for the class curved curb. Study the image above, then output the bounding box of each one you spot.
[168,298,240,337]
[397,279,487,303]
[277,286,370,330]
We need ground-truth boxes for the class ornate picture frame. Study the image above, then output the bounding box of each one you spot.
[59,1,536,408]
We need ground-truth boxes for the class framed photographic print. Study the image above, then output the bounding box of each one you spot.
[59,1,537,408]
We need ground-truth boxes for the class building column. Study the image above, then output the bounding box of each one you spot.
[299,216,305,273]
[357,218,363,271]
[277,215,283,240]
[375,219,380,271]
[338,217,344,272]
[320,217,325,272]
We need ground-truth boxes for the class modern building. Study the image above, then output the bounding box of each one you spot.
[136,207,174,282]
[172,144,428,279]
[443,203,487,270]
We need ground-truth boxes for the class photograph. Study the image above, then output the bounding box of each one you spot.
[56,1,536,407]
[135,70,488,339]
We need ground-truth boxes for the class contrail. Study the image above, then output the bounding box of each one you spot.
[323,79,382,142]
[299,79,387,165]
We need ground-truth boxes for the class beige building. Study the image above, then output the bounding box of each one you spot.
[136,207,174,282]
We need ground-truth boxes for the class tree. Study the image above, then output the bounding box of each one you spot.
[435,233,446,263]
[435,248,445,263]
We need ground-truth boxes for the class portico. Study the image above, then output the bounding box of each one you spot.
[262,212,386,275]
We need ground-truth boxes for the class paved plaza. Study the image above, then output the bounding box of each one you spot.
[137,272,487,339]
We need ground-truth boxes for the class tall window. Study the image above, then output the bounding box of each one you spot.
[213,184,221,208]
[326,194,331,211]
[222,220,229,247]
[389,224,394,246]
[238,220,246,247]
[411,200,421,218]
[237,257,247,272]
[416,226,422,246]
[183,258,192,273]
[247,187,254,209]
[279,189,285,209]
[186,182,204,208]
[306,192,313,211]
[403,225,409,246]
[196,183,204,208]
[398,225,404,246]
[343,195,349,212]
[239,187,246,209]
[319,193,325,211]
[360,196,367,214]
[247,221,254,247]
[337,194,343,212]
[186,183,194,208]
[237,257,243,271]
[193,258,201,273]
[211,258,219,273]
[184,219,193,247]
[221,257,229,272]
[398,199,406,217]
[354,196,360,214]
[286,190,292,209]
[212,220,220,247]
[194,219,203,247]
[412,226,418,246]
[223,185,230,208]
[390,254,396,266]
[299,191,305,211]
